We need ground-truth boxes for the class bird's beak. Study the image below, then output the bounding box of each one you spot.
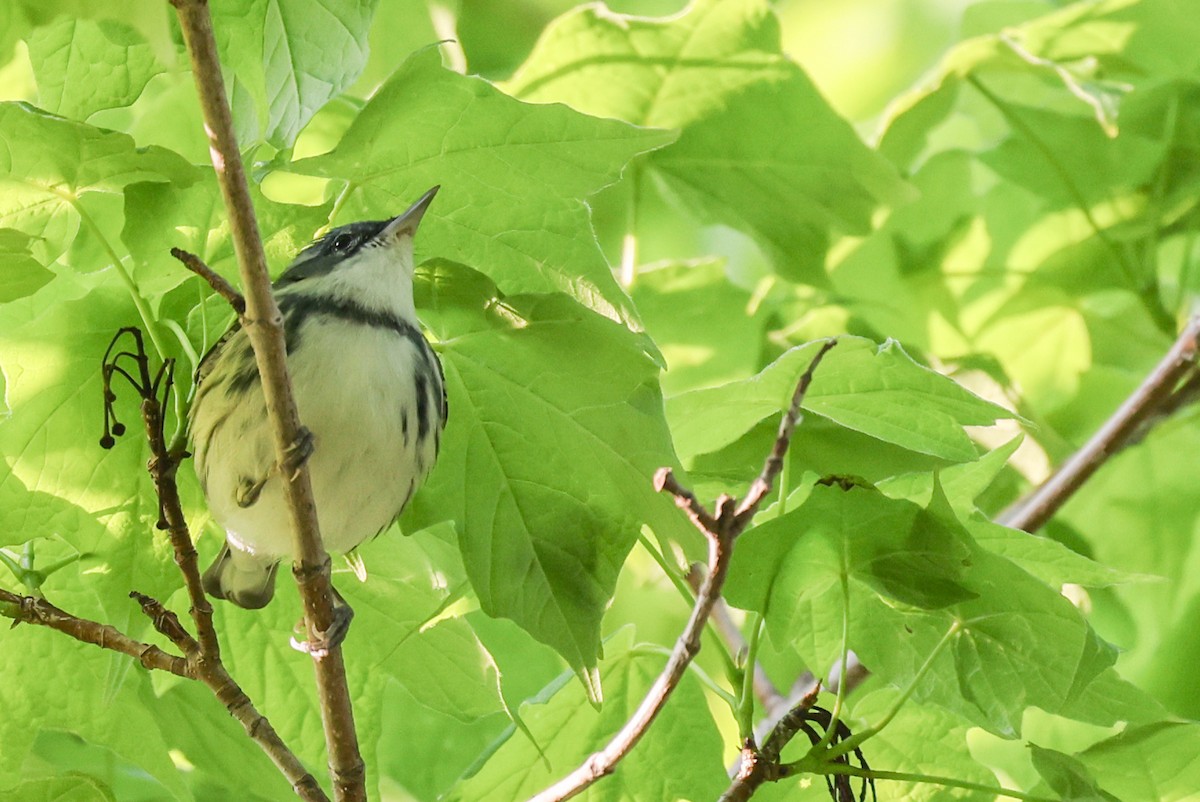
[377,186,440,244]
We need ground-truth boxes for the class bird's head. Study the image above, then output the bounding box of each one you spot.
[274,186,440,308]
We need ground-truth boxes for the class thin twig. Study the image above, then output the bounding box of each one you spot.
[750,653,870,754]
[720,696,873,802]
[720,688,824,802]
[0,588,191,677]
[685,565,788,717]
[654,469,719,533]
[171,247,246,314]
[127,330,222,661]
[169,2,364,798]
[100,329,329,802]
[737,339,838,526]
[1000,312,1200,532]
[527,340,837,802]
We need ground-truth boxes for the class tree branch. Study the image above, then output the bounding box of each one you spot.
[737,339,838,526]
[97,328,329,801]
[171,247,246,315]
[721,694,872,802]
[684,566,788,718]
[168,2,364,799]
[526,340,836,802]
[999,312,1200,532]
[0,589,191,677]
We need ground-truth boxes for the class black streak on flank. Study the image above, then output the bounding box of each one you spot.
[432,351,448,427]
[415,370,430,442]
[227,339,260,396]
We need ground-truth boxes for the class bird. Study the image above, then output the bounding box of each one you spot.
[189,186,446,644]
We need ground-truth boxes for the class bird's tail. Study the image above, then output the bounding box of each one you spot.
[202,542,280,609]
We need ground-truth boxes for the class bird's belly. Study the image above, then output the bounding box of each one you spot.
[202,323,438,558]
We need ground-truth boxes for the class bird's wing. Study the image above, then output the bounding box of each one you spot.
[195,321,242,387]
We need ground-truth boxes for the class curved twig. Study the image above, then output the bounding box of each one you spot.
[526,340,837,802]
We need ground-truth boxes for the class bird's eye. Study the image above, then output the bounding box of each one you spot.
[330,233,354,252]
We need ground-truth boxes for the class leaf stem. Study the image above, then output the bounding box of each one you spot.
[630,644,739,708]
[327,179,358,229]
[814,564,853,752]
[825,619,961,761]
[736,612,763,739]
[0,549,24,584]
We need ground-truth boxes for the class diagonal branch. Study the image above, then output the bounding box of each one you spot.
[527,340,836,802]
[737,339,838,525]
[1000,312,1200,532]
[171,247,246,315]
[168,2,363,799]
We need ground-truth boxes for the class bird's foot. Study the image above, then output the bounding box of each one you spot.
[281,426,315,481]
[289,588,354,659]
[234,474,268,508]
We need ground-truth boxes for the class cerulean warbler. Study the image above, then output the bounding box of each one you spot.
[190,187,446,614]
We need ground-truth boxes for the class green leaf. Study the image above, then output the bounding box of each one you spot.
[344,0,440,97]
[373,679,511,802]
[450,628,726,801]
[506,0,791,129]
[406,262,688,672]
[122,176,331,307]
[340,525,504,722]
[878,435,1022,514]
[26,18,163,120]
[153,678,302,801]
[289,48,675,323]
[966,518,1142,589]
[0,775,115,802]
[150,523,494,801]
[849,688,999,802]
[866,559,1117,737]
[0,622,185,799]
[668,336,1012,464]
[0,102,196,273]
[211,0,377,149]
[506,0,907,284]
[651,73,908,285]
[0,287,181,622]
[1061,409,1200,713]
[0,287,143,541]
[1030,745,1121,802]
[629,259,769,396]
[1077,722,1200,802]
[726,480,977,634]
[730,477,1119,736]
[0,227,53,302]
[181,571,386,800]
